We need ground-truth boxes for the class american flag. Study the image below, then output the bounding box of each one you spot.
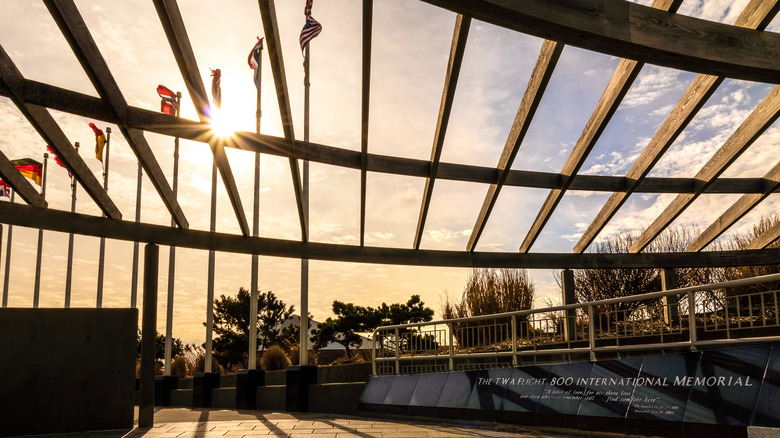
[157,85,178,116]
[299,14,322,51]
[304,0,312,16]
[247,37,264,88]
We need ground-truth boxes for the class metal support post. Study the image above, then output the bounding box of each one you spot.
[139,243,159,428]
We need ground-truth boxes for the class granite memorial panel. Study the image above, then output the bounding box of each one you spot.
[535,361,594,428]
[499,365,551,424]
[465,367,512,421]
[409,372,448,416]
[682,344,769,437]
[382,374,420,414]
[577,357,643,432]
[751,342,780,427]
[436,370,478,418]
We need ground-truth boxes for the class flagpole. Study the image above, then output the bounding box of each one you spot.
[33,153,49,308]
[205,71,221,374]
[97,127,111,308]
[164,92,181,376]
[130,162,142,309]
[2,190,14,307]
[249,45,263,371]
[300,43,311,366]
[64,142,79,308]
[205,160,217,373]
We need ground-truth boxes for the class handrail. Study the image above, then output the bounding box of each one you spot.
[372,273,780,375]
[372,272,780,332]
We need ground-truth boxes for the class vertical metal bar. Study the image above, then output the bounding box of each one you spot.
[448,322,454,371]
[139,242,159,428]
[130,162,142,309]
[394,327,400,375]
[299,40,311,367]
[588,304,596,361]
[64,143,79,308]
[687,290,697,349]
[164,108,180,377]
[96,127,111,308]
[510,315,517,366]
[372,332,377,375]
[33,153,48,308]
[2,191,11,307]
[205,160,217,373]
[250,62,262,369]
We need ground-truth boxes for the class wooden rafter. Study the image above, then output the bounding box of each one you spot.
[750,220,780,250]
[0,45,120,219]
[151,0,248,234]
[467,39,563,252]
[3,200,780,270]
[420,0,780,84]
[414,14,471,250]
[630,85,780,253]
[574,0,780,254]
[257,0,309,242]
[518,0,682,253]
[360,0,373,247]
[46,0,190,226]
[2,77,777,198]
[0,149,47,208]
[687,161,780,252]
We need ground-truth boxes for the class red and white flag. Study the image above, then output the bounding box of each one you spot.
[300,0,322,51]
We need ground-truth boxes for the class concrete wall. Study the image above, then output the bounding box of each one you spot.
[0,308,137,437]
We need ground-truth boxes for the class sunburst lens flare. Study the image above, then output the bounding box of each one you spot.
[209,109,235,139]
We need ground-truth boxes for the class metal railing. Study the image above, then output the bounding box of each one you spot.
[372,273,780,375]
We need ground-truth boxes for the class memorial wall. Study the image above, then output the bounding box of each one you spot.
[360,343,780,437]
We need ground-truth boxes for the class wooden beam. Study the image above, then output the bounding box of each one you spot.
[573,0,779,253]
[45,0,190,226]
[414,15,471,249]
[573,74,724,253]
[631,85,780,253]
[360,0,373,247]
[467,40,563,252]
[2,200,779,269]
[688,160,780,252]
[3,77,779,198]
[151,0,247,235]
[0,149,47,208]
[257,0,308,242]
[419,0,780,84]
[518,0,683,253]
[0,45,120,219]
[750,219,780,250]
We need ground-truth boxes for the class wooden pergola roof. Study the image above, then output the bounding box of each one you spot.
[1,0,780,269]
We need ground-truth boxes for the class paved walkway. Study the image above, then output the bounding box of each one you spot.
[24,408,646,438]
[121,408,631,438]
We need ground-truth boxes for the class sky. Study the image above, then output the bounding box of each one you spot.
[1,0,779,344]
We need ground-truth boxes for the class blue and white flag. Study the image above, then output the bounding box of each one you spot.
[247,37,264,88]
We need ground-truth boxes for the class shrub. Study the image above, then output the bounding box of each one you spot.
[260,345,290,371]
[171,355,189,377]
[443,268,535,347]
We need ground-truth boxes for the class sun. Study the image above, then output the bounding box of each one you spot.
[209,108,236,139]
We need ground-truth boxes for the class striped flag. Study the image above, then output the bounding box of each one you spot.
[47,146,71,177]
[248,37,264,88]
[300,1,322,52]
[0,179,9,198]
[11,158,43,186]
[88,123,106,162]
[157,85,178,116]
[210,68,222,108]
